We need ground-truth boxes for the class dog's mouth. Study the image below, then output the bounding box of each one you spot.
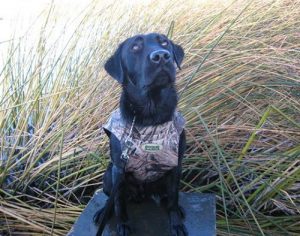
[144,68,174,89]
[156,68,171,77]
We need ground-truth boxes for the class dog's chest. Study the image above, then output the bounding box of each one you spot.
[103,109,185,182]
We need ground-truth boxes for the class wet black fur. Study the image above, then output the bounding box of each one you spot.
[94,33,187,236]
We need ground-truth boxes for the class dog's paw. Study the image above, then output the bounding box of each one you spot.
[178,205,186,219]
[169,210,188,236]
[171,223,188,236]
[93,207,105,224]
[117,223,131,236]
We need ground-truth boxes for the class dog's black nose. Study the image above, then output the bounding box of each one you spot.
[149,50,171,64]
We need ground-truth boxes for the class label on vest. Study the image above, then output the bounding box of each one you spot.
[141,143,163,152]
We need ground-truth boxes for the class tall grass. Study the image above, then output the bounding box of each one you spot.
[0,0,299,235]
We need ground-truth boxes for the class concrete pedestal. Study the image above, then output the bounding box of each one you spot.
[68,191,216,236]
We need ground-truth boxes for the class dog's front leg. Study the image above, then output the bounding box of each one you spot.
[166,167,188,236]
[112,165,131,236]
[166,130,188,236]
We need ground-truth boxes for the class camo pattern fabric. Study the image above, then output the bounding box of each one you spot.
[103,109,185,182]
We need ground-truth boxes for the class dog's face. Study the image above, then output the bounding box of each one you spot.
[104,33,184,90]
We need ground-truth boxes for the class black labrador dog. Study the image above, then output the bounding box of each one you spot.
[94,33,187,236]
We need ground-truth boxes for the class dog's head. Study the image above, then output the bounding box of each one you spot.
[104,33,184,90]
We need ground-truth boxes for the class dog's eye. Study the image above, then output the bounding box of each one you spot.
[132,44,140,51]
[161,41,168,47]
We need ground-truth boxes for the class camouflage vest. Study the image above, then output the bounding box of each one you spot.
[103,109,185,182]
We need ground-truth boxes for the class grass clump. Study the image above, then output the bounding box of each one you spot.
[0,0,299,235]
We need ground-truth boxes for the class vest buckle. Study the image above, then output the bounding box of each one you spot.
[121,151,129,161]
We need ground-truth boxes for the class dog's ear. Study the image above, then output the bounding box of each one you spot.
[171,41,184,70]
[104,43,124,84]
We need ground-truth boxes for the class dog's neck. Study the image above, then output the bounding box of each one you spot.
[120,84,178,126]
